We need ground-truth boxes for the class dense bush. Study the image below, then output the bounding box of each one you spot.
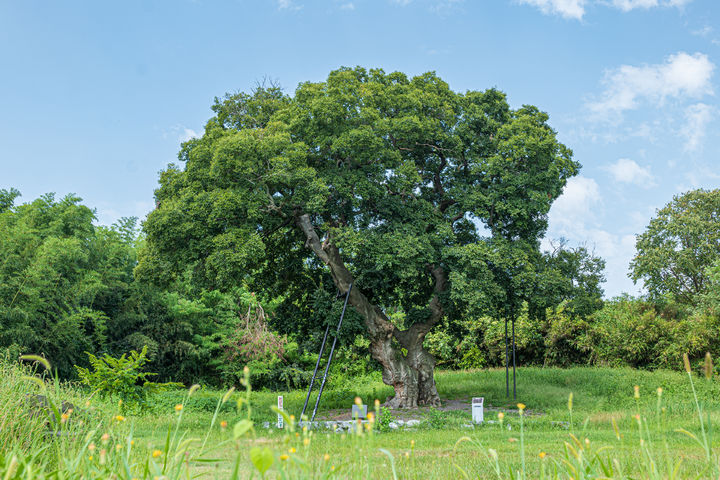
[75,346,181,411]
[425,295,720,371]
[582,295,719,368]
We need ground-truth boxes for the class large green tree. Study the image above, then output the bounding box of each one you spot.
[631,189,720,304]
[139,67,578,407]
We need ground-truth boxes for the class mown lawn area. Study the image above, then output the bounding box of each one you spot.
[121,366,720,478]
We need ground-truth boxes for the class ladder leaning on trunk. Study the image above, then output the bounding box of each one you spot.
[300,283,353,422]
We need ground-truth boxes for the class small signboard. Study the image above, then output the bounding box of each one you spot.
[472,397,484,424]
[351,404,368,419]
[277,396,284,429]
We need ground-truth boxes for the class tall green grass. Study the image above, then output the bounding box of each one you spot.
[0,358,48,452]
[3,356,720,479]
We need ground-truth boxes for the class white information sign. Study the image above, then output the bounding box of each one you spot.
[277,395,284,429]
[472,397,484,424]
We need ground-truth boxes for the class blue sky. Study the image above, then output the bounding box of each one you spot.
[1,0,718,297]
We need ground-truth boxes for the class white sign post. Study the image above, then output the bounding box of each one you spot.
[277,395,284,429]
[472,397,484,424]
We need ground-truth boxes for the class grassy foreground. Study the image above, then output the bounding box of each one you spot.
[3,358,720,479]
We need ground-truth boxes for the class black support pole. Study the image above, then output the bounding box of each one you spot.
[300,321,331,420]
[311,283,353,422]
[512,316,517,401]
[505,318,509,398]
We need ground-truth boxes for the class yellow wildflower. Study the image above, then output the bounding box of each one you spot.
[323,454,330,462]
[61,413,69,423]
[220,420,228,429]
[174,404,183,412]
[280,454,289,461]
[289,447,296,454]
[303,438,310,446]
[114,415,126,422]
[633,385,640,399]
[517,403,526,415]
[539,452,547,459]
[152,450,163,458]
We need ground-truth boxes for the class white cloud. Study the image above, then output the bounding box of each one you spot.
[609,0,689,11]
[588,52,714,116]
[544,176,647,297]
[276,0,302,10]
[610,0,658,11]
[604,158,655,187]
[519,0,691,19]
[180,128,200,143]
[592,231,640,297]
[339,2,355,9]
[517,0,586,19]
[430,0,464,13]
[692,25,713,37]
[160,124,201,143]
[681,103,714,152]
[391,0,413,5]
[549,176,601,228]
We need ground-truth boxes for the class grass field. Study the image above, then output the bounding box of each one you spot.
[3,360,720,478]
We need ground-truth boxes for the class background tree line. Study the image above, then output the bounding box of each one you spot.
[1,186,718,389]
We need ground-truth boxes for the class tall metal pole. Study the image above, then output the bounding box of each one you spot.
[505,318,509,398]
[311,283,352,422]
[300,321,331,420]
[512,315,517,401]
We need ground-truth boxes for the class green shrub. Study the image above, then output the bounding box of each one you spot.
[581,295,720,368]
[75,346,180,411]
[541,301,589,366]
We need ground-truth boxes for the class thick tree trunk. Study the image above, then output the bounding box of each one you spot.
[297,214,443,408]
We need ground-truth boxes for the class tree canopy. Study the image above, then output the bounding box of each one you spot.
[630,188,720,304]
[139,67,579,407]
